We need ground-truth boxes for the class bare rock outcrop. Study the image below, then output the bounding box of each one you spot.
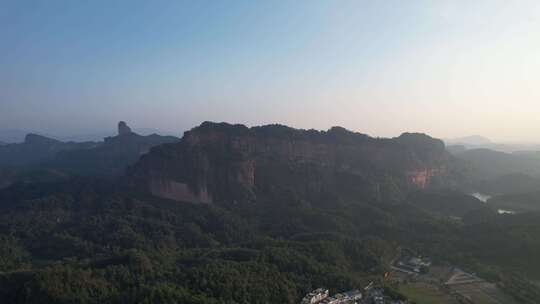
[118,121,133,136]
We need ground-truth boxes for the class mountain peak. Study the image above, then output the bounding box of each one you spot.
[118,121,133,136]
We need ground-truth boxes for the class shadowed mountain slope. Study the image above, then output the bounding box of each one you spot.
[0,122,180,187]
[47,122,179,177]
[0,134,98,167]
[453,148,540,180]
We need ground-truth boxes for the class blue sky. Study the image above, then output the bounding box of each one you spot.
[1,1,540,141]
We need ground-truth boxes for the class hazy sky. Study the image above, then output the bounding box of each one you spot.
[1,1,540,142]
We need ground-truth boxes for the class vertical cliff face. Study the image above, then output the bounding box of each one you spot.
[407,168,446,189]
[127,122,456,204]
[149,179,212,203]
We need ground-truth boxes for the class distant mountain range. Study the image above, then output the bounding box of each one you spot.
[443,135,540,197]
[60,128,178,142]
[0,134,98,167]
[47,126,179,176]
[0,127,179,143]
[0,129,58,144]
[0,122,179,186]
[446,135,493,146]
[444,145,540,199]
[445,135,540,153]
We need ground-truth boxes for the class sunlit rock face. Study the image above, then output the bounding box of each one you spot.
[128,122,457,204]
[407,168,446,189]
[149,179,212,203]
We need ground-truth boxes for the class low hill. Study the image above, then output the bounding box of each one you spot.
[471,173,540,196]
[407,190,485,218]
[489,191,540,212]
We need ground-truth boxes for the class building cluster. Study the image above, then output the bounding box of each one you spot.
[393,252,432,274]
[301,283,408,304]
[363,285,405,304]
[364,288,384,304]
[301,288,362,304]
[301,288,330,304]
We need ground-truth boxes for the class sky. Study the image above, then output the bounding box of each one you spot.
[1,0,540,142]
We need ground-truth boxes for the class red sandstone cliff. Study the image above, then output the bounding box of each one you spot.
[127,122,455,203]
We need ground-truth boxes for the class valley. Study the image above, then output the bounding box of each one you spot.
[0,122,539,303]
[4,2,540,302]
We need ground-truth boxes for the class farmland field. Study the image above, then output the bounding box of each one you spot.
[450,282,519,304]
[399,282,459,304]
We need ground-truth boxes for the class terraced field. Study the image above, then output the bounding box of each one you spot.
[395,266,519,304]
[399,282,459,304]
[450,282,519,304]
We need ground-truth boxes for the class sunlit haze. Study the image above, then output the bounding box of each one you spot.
[1,0,540,142]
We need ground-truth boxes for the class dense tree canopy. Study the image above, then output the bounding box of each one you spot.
[0,178,539,303]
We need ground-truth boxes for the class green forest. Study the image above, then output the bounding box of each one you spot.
[0,178,539,303]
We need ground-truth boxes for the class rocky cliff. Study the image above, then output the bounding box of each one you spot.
[128,122,457,204]
[118,121,133,135]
